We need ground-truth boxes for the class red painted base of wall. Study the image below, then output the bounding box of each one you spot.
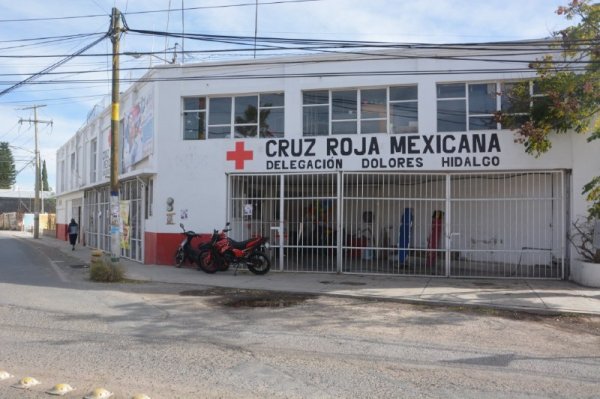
[144,232,212,266]
[56,224,67,241]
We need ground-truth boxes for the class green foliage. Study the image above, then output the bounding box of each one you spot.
[583,176,600,219]
[514,1,600,156]
[90,256,125,282]
[510,1,600,217]
[0,142,16,189]
[41,160,50,191]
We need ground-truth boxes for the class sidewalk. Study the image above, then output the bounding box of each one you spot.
[15,232,600,316]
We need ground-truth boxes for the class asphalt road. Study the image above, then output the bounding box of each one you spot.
[1,232,599,398]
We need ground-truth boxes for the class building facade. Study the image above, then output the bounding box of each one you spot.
[55,43,599,281]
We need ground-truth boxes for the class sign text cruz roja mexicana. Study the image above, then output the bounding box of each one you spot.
[264,133,501,171]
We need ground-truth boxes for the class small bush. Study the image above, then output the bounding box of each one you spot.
[90,256,125,282]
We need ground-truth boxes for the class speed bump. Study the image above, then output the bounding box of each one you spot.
[83,387,114,399]
[0,370,13,380]
[46,383,75,396]
[11,376,40,389]
[131,394,151,399]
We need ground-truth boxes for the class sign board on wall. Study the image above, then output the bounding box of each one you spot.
[122,92,154,172]
[222,132,571,173]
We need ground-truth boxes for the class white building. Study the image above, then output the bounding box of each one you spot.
[55,42,599,281]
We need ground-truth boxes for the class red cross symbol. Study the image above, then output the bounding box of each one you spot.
[226,141,253,170]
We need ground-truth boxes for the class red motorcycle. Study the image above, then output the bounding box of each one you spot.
[198,223,271,275]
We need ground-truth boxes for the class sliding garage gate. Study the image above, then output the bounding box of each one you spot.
[228,171,566,279]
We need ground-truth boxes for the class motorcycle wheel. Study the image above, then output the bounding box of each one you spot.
[196,250,218,274]
[175,248,185,268]
[247,251,271,275]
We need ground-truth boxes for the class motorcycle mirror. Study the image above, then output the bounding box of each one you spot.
[226,221,231,226]
[180,223,184,229]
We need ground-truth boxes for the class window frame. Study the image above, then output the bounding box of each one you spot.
[182,97,207,140]
[182,92,284,140]
[436,80,536,132]
[302,85,418,136]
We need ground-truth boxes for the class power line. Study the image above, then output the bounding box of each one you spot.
[0,0,321,23]
[0,34,108,97]
[0,32,105,44]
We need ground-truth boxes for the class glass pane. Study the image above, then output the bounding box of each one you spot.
[234,125,258,138]
[501,82,529,113]
[303,90,328,105]
[183,112,205,140]
[437,83,465,99]
[391,102,418,133]
[208,126,230,139]
[184,97,205,111]
[209,97,231,125]
[332,120,357,135]
[261,92,284,107]
[303,105,328,136]
[437,99,466,132]
[469,83,497,114]
[361,119,387,134]
[390,85,417,101]
[235,96,258,123]
[260,108,284,138]
[361,89,387,119]
[332,90,357,120]
[469,116,496,130]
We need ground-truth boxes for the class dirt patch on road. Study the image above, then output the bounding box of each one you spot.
[180,287,316,308]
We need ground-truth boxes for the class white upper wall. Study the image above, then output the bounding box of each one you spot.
[55,44,599,233]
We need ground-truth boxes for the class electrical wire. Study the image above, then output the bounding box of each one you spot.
[0,0,321,23]
[0,33,108,97]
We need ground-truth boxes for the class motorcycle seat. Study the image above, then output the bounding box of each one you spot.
[228,238,257,249]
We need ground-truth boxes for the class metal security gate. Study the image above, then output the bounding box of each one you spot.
[448,172,565,278]
[83,179,145,262]
[228,170,566,279]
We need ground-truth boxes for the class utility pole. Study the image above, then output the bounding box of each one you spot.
[109,7,122,263]
[19,105,52,239]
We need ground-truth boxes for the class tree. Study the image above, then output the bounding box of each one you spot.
[0,142,16,189]
[509,0,599,218]
[41,159,50,191]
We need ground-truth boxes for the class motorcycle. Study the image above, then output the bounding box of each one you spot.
[198,222,271,275]
[174,223,214,272]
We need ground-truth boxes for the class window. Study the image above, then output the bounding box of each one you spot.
[389,86,418,133]
[90,139,97,183]
[303,85,417,136]
[469,83,497,130]
[361,89,388,133]
[303,90,329,136]
[501,81,531,129]
[437,83,467,132]
[183,97,206,140]
[183,93,284,140]
[437,81,535,132]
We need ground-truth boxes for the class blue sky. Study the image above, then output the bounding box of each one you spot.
[0,0,574,191]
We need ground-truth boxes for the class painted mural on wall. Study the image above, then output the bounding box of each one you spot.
[122,92,154,172]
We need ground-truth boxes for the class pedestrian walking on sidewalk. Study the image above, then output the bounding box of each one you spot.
[67,219,79,250]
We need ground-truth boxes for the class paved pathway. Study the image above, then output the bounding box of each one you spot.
[10,231,600,315]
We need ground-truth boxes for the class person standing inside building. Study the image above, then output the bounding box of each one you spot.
[67,218,79,250]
